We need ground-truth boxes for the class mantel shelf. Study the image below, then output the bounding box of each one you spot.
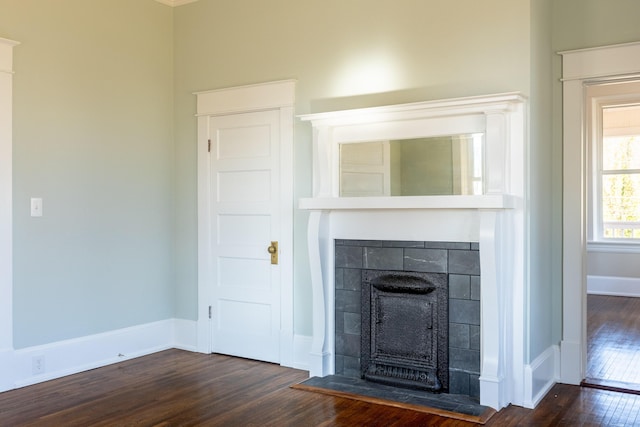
[298,194,516,211]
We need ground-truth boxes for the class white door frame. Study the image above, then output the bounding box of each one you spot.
[195,80,295,366]
[560,41,640,384]
[0,38,18,393]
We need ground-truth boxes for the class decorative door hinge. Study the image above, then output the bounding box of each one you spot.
[207,139,211,153]
[208,305,212,319]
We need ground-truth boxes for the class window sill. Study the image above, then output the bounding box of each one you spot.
[587,240,640,253]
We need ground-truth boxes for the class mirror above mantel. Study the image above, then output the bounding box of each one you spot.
[339,134,484,197]
[299,92,527,210]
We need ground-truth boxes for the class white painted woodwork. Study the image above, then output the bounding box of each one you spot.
[299,93,528,410]
[560,41,640,386]
[196,80,295,367]
[208,110,280,363]
[0,37,18,393]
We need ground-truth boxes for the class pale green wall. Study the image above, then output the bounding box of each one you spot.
[1,0,175,348]
[173,0,532,336]
[528,0,556,362]
[552,0,640,281]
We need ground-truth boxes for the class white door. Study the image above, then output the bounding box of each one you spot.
[208,109,281,363]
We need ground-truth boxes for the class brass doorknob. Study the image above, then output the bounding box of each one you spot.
[267,241,278,264]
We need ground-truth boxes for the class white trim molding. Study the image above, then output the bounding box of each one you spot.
[6,319,197,391]
[560,41,640,386]
[523,345,560,409]
[195,80,296,367]
[587,275,640,297]
[0,37,18,393]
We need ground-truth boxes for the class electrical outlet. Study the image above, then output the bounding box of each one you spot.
[32,355,45,375]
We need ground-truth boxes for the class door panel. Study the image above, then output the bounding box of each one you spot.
[209,109,280,363]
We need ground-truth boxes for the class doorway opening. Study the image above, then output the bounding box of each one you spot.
[561,41,640,388]
[583,81,640,393]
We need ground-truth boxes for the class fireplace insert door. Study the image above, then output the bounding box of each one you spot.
[362,271,448,392]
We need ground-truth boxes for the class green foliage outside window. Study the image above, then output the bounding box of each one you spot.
[602,136,640,239]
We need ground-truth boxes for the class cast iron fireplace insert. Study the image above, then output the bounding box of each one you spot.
[361,270,449,392]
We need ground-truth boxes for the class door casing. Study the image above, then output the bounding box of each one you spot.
[195,80,295,366]
[560,42,640,384]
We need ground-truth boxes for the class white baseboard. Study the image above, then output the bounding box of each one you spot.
[587,275,640,297]
[292,334,312,372]
[172,318,198,352]
[523,344,559,409]
[11,318,198,390]
[0,348,13,392]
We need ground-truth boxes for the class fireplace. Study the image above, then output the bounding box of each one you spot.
[299,93,527,410]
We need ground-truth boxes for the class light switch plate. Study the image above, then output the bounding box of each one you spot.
[30,198,42,217]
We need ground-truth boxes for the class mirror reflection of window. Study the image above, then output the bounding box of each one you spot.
[339,134,484,197]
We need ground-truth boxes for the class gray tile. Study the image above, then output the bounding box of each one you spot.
[343,268,362,291]
[344,240,383,247]
[469,325,480,350]
[449,275,470,299]
[344,312,362,335]
[448,250,480,275]
[403,248,447,273]
[335,355,344,375]
[449,323,470,349]
[449,299,480,325]
[336,333,360,358]
[470,242,480,251]
[450,348,480,373]
[449,370,470,395]
[425,242,471,250]
[335,268,344,289]
[383,240,425,248]
[469,374,480,399]
[343,356,361,378]
[335,245,363,268]
[470,275,481,300]
[335,289,361,313]
[363,247,404,270]
[335,310,344,334]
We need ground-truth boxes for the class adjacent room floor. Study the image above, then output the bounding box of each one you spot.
[586,294,640,392]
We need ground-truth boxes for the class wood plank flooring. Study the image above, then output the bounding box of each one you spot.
[2,349,640,426]
[586,294,640,390]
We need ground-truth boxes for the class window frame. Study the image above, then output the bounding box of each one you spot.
[587,80,640,247]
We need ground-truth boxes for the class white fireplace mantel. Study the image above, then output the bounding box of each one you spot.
[298,93,528,411]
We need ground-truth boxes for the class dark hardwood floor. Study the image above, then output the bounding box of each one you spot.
[587,294,640,390]
[2,348,640,426]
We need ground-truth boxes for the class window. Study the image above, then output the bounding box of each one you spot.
[589,81,640,243]
[600,105,640,239]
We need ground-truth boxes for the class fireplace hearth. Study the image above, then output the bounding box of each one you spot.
[362,270,448,391]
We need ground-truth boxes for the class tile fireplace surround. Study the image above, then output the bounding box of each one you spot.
[299,93,528,411]
[334,239,481,399]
